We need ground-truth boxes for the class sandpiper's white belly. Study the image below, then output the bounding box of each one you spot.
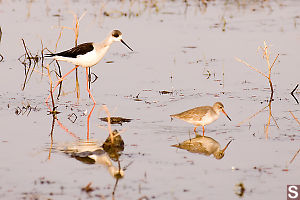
[188,112,219,126]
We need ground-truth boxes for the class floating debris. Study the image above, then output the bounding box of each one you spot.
[68,113,77,123]
[103,130,125,161]
[234,182,246,197]
[14,103,39,116]
[183,46,197,49]
[159,90,173,95]
[81,182,95,193]
[100,117,132,125]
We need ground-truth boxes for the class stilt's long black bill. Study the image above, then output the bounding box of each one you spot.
[121,39,133,51]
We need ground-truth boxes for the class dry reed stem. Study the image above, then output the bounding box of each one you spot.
[289,149,300,164]
[270,111,280,128]
[237,105,268,126]
[48,131,53,160]
[270,54,279,69]
[46,64,55,110]
[289,111,300,125]
[46,64,54,160]
[265,107,271,139]
[235,57,268,79]
[71,11,84,100]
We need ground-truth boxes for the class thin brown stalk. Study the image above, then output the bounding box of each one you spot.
[21,39,32,66]
[47,64,55,160]
[265,104,271,139]
[289,149,300,164]
[48,117,54,160]
[237,105,268,126]
[270,109,280,128]
[270,54,279,69]
[46,64,55,111]
[235,57,268,79]
[289,111,300,125]
[40,40,44,76]
[72,11,81,100]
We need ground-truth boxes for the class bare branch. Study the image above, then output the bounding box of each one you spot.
[235,57,268,79]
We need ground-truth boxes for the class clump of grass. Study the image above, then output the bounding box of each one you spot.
[236,41,279,139]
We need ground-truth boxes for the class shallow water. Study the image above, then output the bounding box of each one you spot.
[0,0,299,199]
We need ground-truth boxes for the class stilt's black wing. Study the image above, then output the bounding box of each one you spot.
[45,42,94,58]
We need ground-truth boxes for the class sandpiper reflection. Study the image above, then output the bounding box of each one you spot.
[172,136,232,159]
[59,130,124,178]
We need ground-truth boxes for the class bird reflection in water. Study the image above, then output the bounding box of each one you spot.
[172,136,232,159]
[59,130,124,178]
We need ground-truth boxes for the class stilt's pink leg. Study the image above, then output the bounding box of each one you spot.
[46,65,80,105]
[85,67,96,140]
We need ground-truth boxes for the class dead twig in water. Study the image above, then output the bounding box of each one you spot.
[289,149,300,164]
[19,39,39,90]
[289,111,300,125]
[81,182,94,193]
[236,41,279,139]
[290,84,299,104]
[237,105,268,126]
[46,64,56,160]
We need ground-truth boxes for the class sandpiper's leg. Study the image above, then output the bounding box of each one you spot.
[86,67,96,105]
[46,65,80,104]
[202,126,205,136]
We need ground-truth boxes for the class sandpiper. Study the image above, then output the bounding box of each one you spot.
[170,102,231,136]
[45,30,133,104]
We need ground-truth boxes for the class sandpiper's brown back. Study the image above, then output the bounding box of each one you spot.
[171,106,211,121]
